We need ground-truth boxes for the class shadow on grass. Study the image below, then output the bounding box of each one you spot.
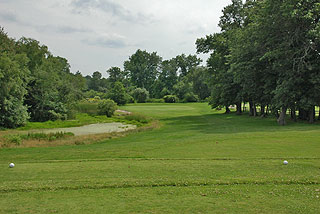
[161,112,320,134]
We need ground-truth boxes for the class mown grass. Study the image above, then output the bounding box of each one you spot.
[0,103,320,213]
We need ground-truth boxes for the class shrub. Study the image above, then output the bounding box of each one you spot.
[124,113,149,124]
[160,88,171,98]
[48,110,67,121]
[74,102,98,115]
[4,135,22,145]
[2,132,75,147]
[183,92,199,103]
[126,94,135,104]
[98,99,118,117]
[132,88,149,103]
[146,98,165,103]
[163,95,178,103]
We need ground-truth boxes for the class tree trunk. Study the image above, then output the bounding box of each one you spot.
[318,107,320,120]
[249,102,254,116]
[260,105,266,118]
[225,106,231,114]
[308,106,315,124]
[277,107,287,126]
[236,102,242,115]
[290,108,297,122]
[299,109,308,120]
[266,105,269,116]
[252,104,257,117]
[243,103,247,113]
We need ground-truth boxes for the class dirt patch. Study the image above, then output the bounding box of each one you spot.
[115,110,132,115]
[39,123,137,136]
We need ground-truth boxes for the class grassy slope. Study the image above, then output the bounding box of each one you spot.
[0,103,320,213]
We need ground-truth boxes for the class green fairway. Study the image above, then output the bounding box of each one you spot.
[1,103,320,213]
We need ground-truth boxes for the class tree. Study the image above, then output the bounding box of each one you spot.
[197,32,241,113]
[124,49,162,97]
[188,66,211,101]
[16,37,49,71]
[108,81,128,105]
[197,0,320,124]
[0,53,30,128]
[107,67,126,85]
[173,54,202,78]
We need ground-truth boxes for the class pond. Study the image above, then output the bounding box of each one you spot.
[39,123,137,136]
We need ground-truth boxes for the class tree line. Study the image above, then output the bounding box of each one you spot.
[196,0,320,125]
[0,28,86,128]
[84,50,210,104]
[0,27,211,128]
[1,0,319,128]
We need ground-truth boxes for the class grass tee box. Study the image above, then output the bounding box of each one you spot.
[0,103,320,213]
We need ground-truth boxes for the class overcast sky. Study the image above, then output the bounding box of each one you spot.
[0,0,231,77]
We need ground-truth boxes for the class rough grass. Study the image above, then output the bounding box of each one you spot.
[0,103,320,213]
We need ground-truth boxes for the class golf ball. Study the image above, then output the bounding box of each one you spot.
[9,163,15,168]
[283,160,288,165]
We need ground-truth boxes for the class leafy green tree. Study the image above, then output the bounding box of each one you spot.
[88,71,102,91]
[0,27,15,53]
[0,53,30,128]
[25,57,68,121]
[197,32,240,113]
[173,77,193,101]
[107,67,126,85]
[16,37,49,71]
[188,66,211,101]
[124,49,162,97]
[108,81,128,105]
[160,60,178,90]
[173,54,202,78]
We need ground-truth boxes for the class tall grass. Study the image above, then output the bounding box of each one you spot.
[2,132,74,147]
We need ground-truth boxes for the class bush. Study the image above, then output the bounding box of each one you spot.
[98,99,118,117]
[125,94,135,104]
[163,95,178,103]
[183,92,199,103]
[146,98,165,103]
[74,102,98,115]
[124,113,149,124]
[4,135,22,145]
[132,88,149,103]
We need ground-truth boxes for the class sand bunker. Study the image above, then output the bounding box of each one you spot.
[40,123,136,136]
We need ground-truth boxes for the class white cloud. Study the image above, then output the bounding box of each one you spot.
[0,0,232,77]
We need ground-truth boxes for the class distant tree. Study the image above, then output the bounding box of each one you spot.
[159,60,178,91]
[173,77,193,101]
[173,54,202,78]
[107,67,126,85]
[124,49,162,97]
[88,71,102,91]
[16,37,49,71]
[108,81,128,105]
[188,66,211,100]
[0,27,15,53]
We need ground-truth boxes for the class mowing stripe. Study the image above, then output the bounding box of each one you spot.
[5,157,320,164]
[1,180,319,193]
